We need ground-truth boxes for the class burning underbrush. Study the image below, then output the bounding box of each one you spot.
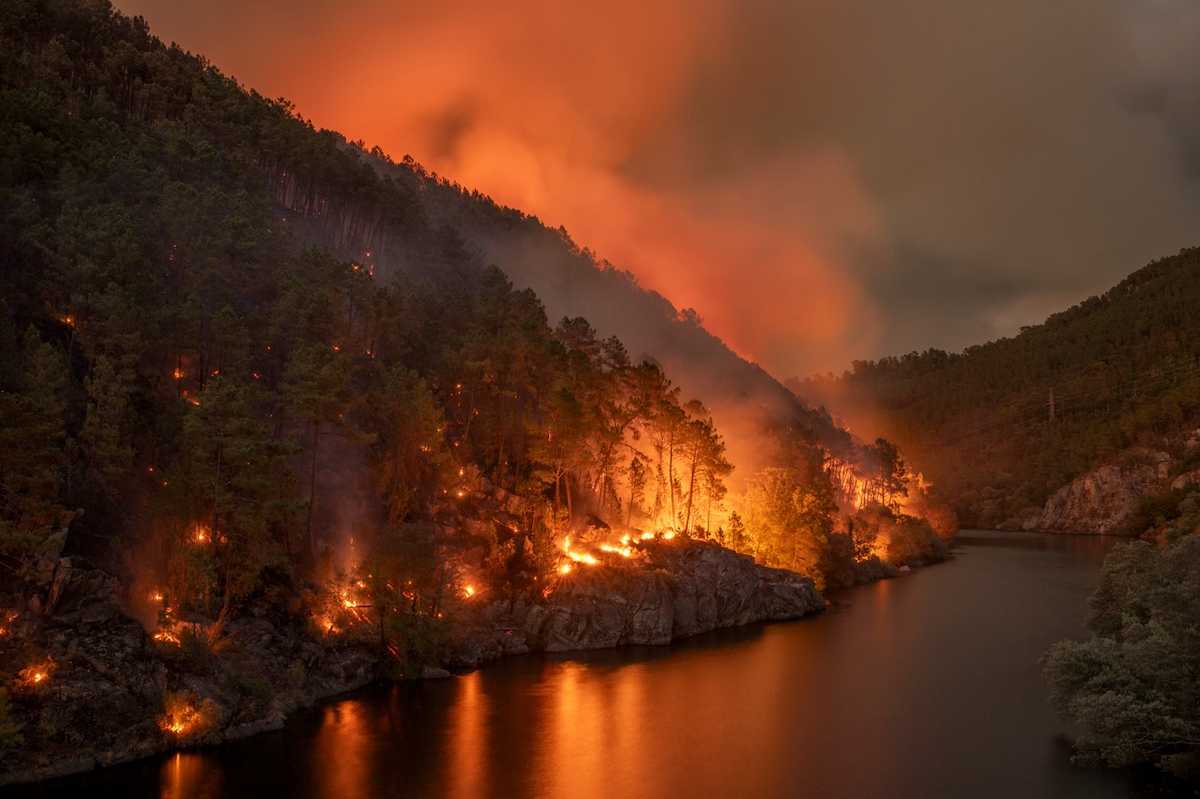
[158,691,216,742]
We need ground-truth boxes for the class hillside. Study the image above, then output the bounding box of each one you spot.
[796,248,1200,528]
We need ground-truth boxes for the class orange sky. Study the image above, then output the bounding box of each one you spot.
[115,0,1200,378]
[115,0,885,375]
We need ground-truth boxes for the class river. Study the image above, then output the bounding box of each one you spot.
[11,530,1165,798]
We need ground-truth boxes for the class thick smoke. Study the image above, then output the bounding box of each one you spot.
[118,0,1200,375]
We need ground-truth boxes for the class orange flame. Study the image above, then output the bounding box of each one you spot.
[18,658,54,688]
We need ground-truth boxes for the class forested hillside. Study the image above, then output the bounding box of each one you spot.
[0,0,955,642]
[797,248,1200,527]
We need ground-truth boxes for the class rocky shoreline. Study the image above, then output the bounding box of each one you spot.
[0,541,824,787]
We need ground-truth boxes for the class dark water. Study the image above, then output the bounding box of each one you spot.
[12,531,1170,798]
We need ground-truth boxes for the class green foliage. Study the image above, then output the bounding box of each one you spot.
[1044,527,1200,776]
[0,329,71,580]
[800,248,1200,526]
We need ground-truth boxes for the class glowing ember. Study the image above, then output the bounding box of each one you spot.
[662,531,676,541]
[314,615,339,635]
[18,659,54,688]
[558,562,573,575]
[640,531,656,541]
[150,590,164,603]
[172,367,184,380]
[153,629,180,645]
[598,543,633,558]
[462,583,477,599]
[61,314,75,328]
[192,525,211,545]
[159,700,202,737]
[455,490,465,499]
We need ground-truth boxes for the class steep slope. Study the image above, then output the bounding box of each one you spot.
[796,248,1200,529]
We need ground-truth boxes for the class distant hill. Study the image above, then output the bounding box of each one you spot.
[796,248,1200,526]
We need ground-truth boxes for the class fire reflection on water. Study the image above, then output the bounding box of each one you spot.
[310,700,371,798]
[446,671,487,799]
[159,752,221,799]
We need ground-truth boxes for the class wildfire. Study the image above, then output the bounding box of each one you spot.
[18,659,55,689]
[462,583,477,599]
[60,314,76,328]
[150,590,165,604]
[558,562,573,575]
[192,525,211,545]
[159,699,203,737]
[598,542,633,558]
[0,610,16,637]
[172,367,184,380]
[153,629,181,646]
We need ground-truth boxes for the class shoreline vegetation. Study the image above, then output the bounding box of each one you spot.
[0,0,955,787]
[0,539,955,787]
[1044,490,1200,783]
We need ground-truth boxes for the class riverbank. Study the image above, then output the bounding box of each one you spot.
[8,532,1148,799]
[1,540,833,787]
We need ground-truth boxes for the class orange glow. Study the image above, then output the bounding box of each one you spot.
[154,629,181,645]
[150,590,165,603]
[159,698,204,737]
[558,562,573,575]
[172,367,184,380]
[598,543,633,558]
[462,583,477,599]
[18,659,54,688]
[192,525,211,545]
[60,314,75,328]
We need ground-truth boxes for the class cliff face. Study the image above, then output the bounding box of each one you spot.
[1020,456,1169,534]
[0,543,821,786]
[1001,443,1200,534]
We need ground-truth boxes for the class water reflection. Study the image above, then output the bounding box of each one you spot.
[159,752,220,799]
[9,531,1158,799]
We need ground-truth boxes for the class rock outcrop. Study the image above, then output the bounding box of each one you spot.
[1014,452,1170,534]
[445,540,822,666]
[1,543,822,786]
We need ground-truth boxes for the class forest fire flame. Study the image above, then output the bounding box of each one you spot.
[159,699,203,737]
[0,610,16,637]
[18,659,55,689]
[153,629,181,646]
[192,525,211,545]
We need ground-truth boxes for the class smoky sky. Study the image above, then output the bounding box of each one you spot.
[117,0,1200,378]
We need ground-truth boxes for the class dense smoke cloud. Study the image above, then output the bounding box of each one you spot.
[118,0,1200,377]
